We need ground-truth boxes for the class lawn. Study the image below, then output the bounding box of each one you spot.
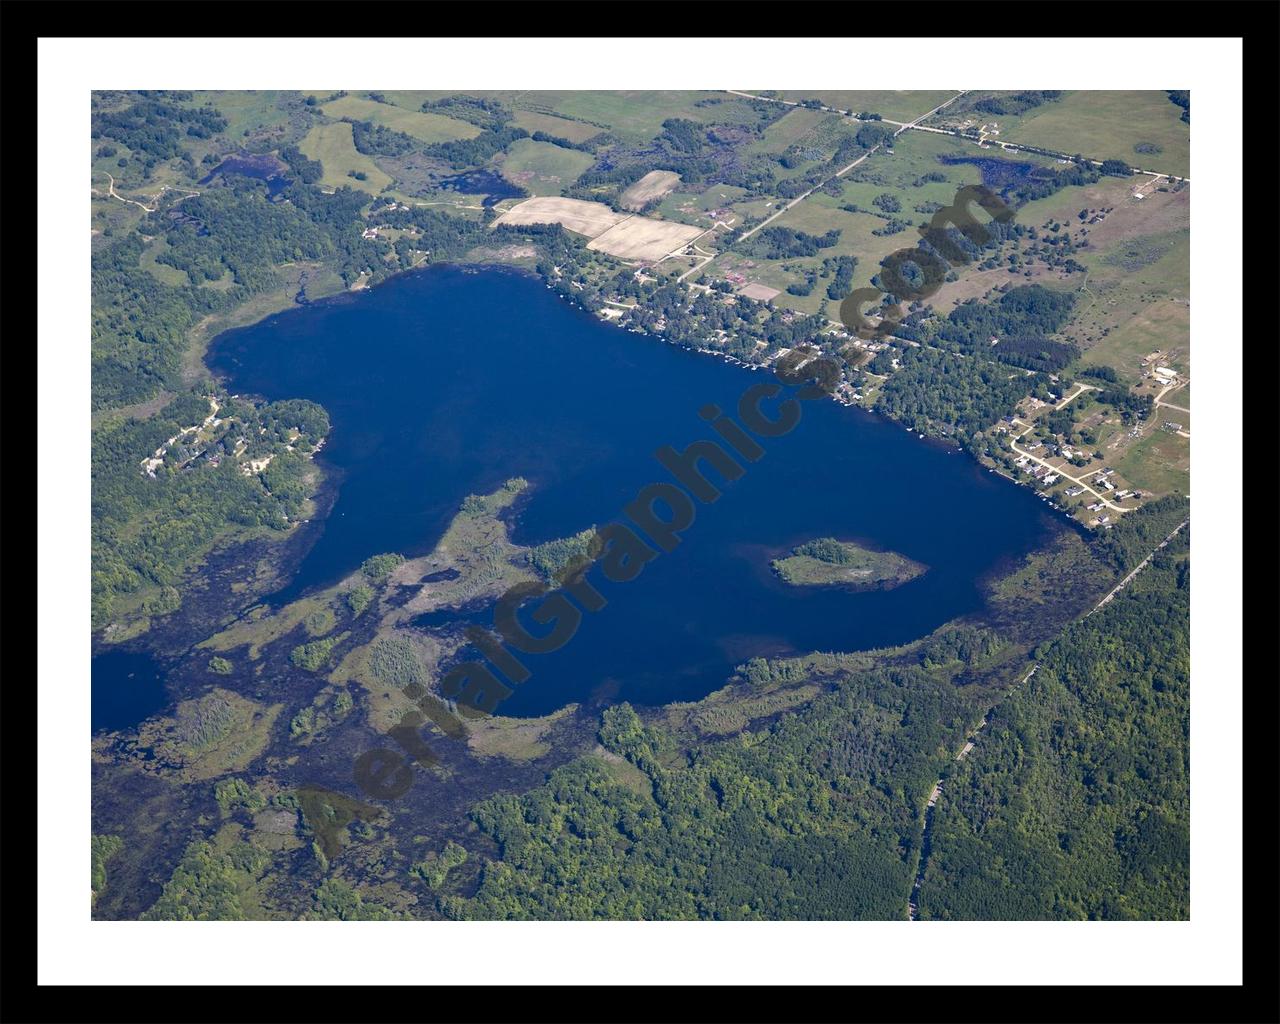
[298,122,392,194]
[497,139,594,196]
[320,95,479,144]
[990,91,1190,178]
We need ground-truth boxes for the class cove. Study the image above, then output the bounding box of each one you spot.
[208,265,1060,716]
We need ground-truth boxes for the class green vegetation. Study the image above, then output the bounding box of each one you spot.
[207,656,233,675]
[920,531,1189,919]
[290,631,350,672]
[457,658,976,919]
[368,634,426,689]
[320,94,479,143]
[970,90,1190,178]
[360,552,405,583]
[142,839,270,920]
[412,840,469,889]
[303,606,336,638]
[499,138,594,196]
[874,346,1045,440]
[136,689,282,780]
[771,538,927,590]
[528,527,598,583]
[91,834,124,899]
[346,584,375,616]
[297,121,392,192]
[305,878,401,921]
[214,777,267,816]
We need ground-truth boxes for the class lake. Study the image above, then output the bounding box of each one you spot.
[92,649,169,734]
[207,265,1060,716]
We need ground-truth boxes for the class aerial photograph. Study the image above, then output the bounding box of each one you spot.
[88,86,1192,924]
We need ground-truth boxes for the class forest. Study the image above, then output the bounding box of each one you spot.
[919,528,1189,919]
[934,284,1079,372]
[455,653,983,920]
[874,346,1047,440]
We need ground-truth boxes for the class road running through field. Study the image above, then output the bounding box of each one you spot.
[678,92,968,284]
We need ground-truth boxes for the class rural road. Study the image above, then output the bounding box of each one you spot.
[1087,517,1190,616]
[1009,419,1130,513]
[724,90,1190,184]
[908,512,1187,919]
[679,92,967,284]
[907,662,1039,920]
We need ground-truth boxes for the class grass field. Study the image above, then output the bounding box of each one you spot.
[747,107,834,153]
[710,133,1021,314]
[319,95,479,144]
[761,90,958,122]
[497,138,594,196]
[298,122,392,193]
[987,91,1190,178]
[511,109,603,144]
[1072,226,1190,383]
[513,90,729,142]
[1113,407,1190,498]
[187,90,294,141]
[139,238,190,287]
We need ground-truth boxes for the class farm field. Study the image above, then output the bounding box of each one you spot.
[298,122,393,193]
[587,217,704,261]
[492,196,627,236]
[319,95,479,144]
[620,170,682,210]
[497,139,594,195]
[981,91,1190,178]
[760,90,958,122]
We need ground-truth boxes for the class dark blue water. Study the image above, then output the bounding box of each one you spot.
[92,650,169,734]
[208,266,1058,715]
[938,154,1053,192]
[199,154,291,197]
[433,170,524,207]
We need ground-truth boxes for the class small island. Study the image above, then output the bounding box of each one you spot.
[770,537,927,591]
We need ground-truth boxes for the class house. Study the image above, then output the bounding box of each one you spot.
[1042,474,1059,485]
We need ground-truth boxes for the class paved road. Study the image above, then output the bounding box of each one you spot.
[1009,419,1130,513]
[683,92,967,286]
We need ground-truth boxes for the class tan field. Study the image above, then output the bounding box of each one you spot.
[738,282,782,302]
[494,196,703,261]
[493,196,628,237]
[620,170,681,211]
[587,217,703,261]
